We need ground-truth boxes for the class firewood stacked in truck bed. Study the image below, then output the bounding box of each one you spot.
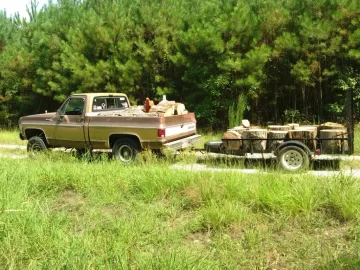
[98,98,188,117]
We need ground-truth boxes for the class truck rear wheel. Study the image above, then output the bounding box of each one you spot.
[277,145,309,172]
[27,136,47,156]
[112,138,139,163]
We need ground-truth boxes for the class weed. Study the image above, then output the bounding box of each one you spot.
[1,130,360,268]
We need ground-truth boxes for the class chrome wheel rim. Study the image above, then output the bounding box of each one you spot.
[117,145,134,163]
[281,149,303,170]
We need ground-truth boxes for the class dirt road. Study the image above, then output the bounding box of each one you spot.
[2,144,360,177]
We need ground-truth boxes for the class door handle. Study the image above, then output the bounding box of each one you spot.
[45,118,52,121]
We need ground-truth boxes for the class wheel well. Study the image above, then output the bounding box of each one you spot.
[25,129,46,140]
[109,134,141,149]
[275,141,311,156]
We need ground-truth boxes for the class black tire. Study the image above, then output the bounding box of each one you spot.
[27,136,47,156]
[75,148,92,159]
[112,138,139,163]
[219,143,227,154]
[204,140,222,153]
[277,145,309,172]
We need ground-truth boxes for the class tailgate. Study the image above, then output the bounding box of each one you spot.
[163,113,197,140]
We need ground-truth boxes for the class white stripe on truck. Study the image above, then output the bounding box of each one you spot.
[165,123,196,137]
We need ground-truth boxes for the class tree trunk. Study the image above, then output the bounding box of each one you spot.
[346,88,354,154]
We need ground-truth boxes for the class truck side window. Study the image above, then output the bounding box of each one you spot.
[59,98,85,115]
[93,96,129,111]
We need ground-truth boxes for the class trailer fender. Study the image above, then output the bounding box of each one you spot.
[275,141,312,157]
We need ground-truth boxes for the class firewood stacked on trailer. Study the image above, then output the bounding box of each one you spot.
[319,122,348,154]
[221,120,348,154]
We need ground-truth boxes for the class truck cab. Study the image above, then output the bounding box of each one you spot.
[19,93,200,162]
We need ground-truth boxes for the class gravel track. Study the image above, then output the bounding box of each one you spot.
[2,144,360,177]
[171,164,360,178]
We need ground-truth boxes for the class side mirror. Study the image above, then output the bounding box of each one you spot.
[57,110,64,121]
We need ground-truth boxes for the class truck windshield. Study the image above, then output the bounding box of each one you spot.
[92,96,129,111]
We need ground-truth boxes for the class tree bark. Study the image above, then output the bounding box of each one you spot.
[346,88,354,154]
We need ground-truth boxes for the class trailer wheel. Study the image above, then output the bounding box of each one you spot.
[277,146,309,172]
[27,136,47,157]
[112,138,139,163]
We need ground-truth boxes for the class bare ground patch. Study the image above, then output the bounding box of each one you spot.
[53,189,86,215]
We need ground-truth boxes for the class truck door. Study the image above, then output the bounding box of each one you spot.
[54,96,87,148]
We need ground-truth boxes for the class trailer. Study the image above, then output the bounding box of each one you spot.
[204,123,351,172]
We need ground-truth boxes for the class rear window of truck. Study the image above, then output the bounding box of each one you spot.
[92,96,129,111]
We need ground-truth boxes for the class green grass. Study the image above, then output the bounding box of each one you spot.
[1,153,360,269]
[354,124,360,154]
[0,129,26,145]
[0,127,359,268]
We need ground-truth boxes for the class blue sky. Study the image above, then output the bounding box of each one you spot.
[0,0,48,18]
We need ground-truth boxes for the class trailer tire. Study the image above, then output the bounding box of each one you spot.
[112,138,139,163]
[277,145,309,172]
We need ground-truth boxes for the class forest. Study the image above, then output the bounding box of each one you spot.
[0,0,359,129]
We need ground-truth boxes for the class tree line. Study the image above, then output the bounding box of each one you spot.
[0,0,359,129]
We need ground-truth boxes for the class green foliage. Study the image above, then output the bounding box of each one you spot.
[284,109,300,123]
[0,0,360,127]
[228,93,248,128]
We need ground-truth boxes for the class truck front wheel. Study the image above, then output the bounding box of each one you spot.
[112,138,139,163]
[277,146,309,172]
[27,136,47,156]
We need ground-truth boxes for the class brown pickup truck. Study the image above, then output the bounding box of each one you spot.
[19,93,200,162]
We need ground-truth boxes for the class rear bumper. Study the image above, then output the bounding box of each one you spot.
[163,135,201,150]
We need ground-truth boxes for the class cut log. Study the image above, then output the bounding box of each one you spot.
[242,129,267,152]
[104,106,158,117]
[158,100,175,106]
[287,123,300,130]
[321,122,345,130]
[295,126,318,137]
[320,129,348,154]
[297,125,320,138]
[268,125,291,131]
[149,105,174,116]
[288,128,317,150]
[175,103,186,115]
[231,126,247,134]
[267,131,288,151]
[242,119,250,128]
[222,130,242,150]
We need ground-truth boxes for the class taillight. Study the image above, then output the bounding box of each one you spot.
[157,129,166,138]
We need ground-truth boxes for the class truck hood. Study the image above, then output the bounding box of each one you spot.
[20,112,57,122]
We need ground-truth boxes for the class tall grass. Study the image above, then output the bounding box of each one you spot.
[1,153,360,269]
[0,129,25,145]
[228,93,248,128]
